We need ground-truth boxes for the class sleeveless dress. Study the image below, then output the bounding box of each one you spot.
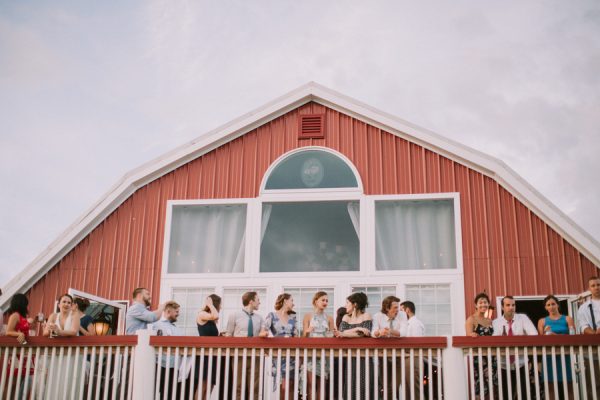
[544,315,572,382]
[339,319,373,400]
[472,323,496,396]
[7,314,33,376]
[197,320,220,385]
[305,313,331,378]
[54,312,81,396]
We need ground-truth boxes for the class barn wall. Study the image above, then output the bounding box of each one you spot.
[26,102,599,317]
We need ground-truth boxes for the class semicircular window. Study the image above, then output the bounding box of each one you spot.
[265,150,358,190]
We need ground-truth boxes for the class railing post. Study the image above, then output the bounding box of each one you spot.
[442,336,468,400]
[132,328,156,400]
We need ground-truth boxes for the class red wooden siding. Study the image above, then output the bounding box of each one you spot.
[25,102,599,317]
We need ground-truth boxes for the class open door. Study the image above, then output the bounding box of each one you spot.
[68,289,128,335]
[570,290,591,333]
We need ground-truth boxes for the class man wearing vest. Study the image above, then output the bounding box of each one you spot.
[577,276,600,397]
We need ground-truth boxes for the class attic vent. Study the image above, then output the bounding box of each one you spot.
[299,114,325,139]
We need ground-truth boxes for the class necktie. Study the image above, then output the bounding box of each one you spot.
[247,313,254,337]
[508,320,515,364]
[388,318,393,335]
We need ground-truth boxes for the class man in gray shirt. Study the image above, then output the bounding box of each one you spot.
[125,287,164,335]
[226,291,267,398]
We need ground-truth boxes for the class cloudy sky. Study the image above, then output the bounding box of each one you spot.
[1,1,599,287]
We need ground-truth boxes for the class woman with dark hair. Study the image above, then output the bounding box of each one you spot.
[5,293,31,344]
[265,293,298,399]
[335,292,373,400]
[4,293,36,398]
[73,297,95,336]
[195,294,223,398]
[465,292,496,397]
[43,294,79,337]
[538,294,574,397]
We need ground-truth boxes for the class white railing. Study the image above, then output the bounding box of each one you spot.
[149,335,448,400]
[0,336,136,400]
[4,334,598,399]
[454,335,600,400]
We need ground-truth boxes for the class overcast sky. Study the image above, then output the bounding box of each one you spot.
[1,1,599,288]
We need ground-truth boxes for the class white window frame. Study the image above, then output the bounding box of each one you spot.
[367,192,464,276]
[160,147,466,335]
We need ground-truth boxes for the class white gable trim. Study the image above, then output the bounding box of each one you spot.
[2,82,598,307]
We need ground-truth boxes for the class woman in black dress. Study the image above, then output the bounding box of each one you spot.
[334,292,373,400]
[196,294,223,398]
[465,292,496,398]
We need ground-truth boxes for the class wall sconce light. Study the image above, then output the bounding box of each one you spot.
[93,310,112,336]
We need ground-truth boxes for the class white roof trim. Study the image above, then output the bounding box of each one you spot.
[2,82,598,307]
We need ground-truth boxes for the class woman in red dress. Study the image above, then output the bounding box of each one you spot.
[4,293,35,398]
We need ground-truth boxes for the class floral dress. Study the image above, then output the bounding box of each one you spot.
[265,312,298,389]
[473,324,497,396]
[305,313,331,379]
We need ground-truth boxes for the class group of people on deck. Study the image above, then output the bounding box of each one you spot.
[465,275,600,399]
[125,288,427,399]
[2,275,599,399]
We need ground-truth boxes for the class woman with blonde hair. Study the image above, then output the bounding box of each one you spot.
[302,291,335,399]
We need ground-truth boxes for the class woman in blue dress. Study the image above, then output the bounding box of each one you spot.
[265,293,299,399]
[537,294,575,399]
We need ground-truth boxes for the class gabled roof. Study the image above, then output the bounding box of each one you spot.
[2,82,599,306]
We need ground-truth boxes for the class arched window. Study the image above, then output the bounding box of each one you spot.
[260,148,361,272]
[263,149,359,190]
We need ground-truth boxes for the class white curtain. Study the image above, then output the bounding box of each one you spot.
[347,202,360,238]
[375,200,456,270]
[261,204,273,242]
[168,205,247,273]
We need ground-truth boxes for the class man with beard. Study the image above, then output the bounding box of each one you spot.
[125,287,164,335]
[153,301,185,399]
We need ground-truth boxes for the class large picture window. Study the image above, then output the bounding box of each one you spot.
[260,201,360,272]
[167,204,247,273]
[375,199,456,270]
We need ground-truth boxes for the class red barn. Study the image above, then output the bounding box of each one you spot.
[2,82,599,337]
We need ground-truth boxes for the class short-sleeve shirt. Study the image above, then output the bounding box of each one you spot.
[126,302,159,335]
[225,309,265,337]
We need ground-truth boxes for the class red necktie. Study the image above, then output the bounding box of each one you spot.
[508,320,515,364]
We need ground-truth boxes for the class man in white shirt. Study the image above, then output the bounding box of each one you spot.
[372,296,408,397]
[576,276,600,396]
[401,301,425,337]
[372,295,408,338]
[400,301,426,399]
[577,276,600,334]
[492,296,537,399]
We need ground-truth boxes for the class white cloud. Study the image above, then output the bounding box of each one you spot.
[1,0,599,287]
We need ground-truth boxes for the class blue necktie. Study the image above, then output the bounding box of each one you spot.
[247,313,254,337]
